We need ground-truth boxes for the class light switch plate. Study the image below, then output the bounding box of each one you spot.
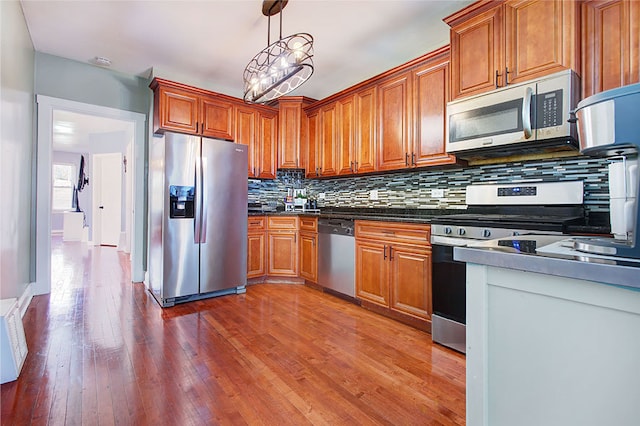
[318,192,326,200]
[432,188,445,198]
[369,189,379,200]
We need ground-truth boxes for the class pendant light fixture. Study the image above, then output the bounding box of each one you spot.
[243,0,314,104]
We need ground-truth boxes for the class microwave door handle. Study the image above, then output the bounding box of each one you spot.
[523,87,533,139]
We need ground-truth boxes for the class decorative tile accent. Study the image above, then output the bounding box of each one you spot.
[248,156,611,212]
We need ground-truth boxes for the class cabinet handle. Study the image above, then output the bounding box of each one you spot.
[383,245,387,260]
[249,222,260,226]
[505,67,510,86]
[294,233,297,243]
[196,122,199,133]
[389,246,393,260]
[495,70,501,88]
[350,161,354,173]
[354,161,358,172]
[411,153,416,166]
[253,167,256,176]
[405,153,409,166]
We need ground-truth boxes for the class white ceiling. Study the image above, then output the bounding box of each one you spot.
[21,0,474,101]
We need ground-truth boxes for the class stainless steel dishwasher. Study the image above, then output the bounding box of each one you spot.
[317,218,355,298]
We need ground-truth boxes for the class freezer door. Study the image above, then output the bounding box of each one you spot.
[163,133,200,298]
[199,138,248,293]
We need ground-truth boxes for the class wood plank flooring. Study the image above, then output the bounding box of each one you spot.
[1,237,465,425]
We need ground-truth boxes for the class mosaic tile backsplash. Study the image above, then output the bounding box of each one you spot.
[248,155,611,213]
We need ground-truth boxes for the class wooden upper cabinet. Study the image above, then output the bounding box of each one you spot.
[449,4,504,99]
[582,0,640,98]
[412,57,457,167]
[446,0,580,100]
[256,110,277,179]
[337,95,355,175]
[377,72,412,171]
[235,105,257,177]
[319,104,338,177]
[354,87,377,174]
[151,78,235,139]
[504,0,580,84]
[277,97,315,169]
[304,110,320,178]
[201,97,234,140]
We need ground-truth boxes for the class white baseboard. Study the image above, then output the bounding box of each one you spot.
[18,284,34,318]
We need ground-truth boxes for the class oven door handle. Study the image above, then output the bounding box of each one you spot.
[523,86,533,139]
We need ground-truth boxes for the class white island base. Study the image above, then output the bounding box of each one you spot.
[466,263,640,426]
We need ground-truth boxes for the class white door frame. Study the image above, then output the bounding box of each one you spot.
[36,95,146,295]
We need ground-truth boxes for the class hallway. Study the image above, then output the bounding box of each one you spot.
[1,237,465,425]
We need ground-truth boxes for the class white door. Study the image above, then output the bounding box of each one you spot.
[93,153,122,246]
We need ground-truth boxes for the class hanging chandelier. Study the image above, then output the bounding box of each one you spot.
[243,0,314,104]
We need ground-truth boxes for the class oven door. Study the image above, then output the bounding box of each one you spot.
[446,82,535,153]
[431,239,467,354]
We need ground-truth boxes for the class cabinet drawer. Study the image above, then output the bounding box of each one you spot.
[355,220,430,245]
[248,216,266,231]
[267,216,298,230]
[299,216,318,232]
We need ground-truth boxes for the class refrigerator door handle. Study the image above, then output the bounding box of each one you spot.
[194,141,203,244]
[199,146,207,243]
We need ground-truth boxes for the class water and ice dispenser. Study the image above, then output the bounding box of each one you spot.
[169,185,195,219]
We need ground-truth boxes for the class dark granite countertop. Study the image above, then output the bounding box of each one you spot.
[248,208,611,236]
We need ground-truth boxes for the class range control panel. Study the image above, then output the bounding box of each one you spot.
[497,186,537,197]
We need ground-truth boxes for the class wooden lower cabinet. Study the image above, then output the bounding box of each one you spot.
[299,232,318,283]
[247,216,266,279]
[355,221,432,327]
[267,216,298,277]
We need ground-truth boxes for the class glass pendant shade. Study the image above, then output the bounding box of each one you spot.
[243,1,314,103]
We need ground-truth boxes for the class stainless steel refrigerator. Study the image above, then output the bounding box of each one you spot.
[148,132,248,307]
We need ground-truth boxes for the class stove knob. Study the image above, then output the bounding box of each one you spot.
[482,229,492,238]
[457,228,466,236]
[512,231,520,236]
[444,227,453,235]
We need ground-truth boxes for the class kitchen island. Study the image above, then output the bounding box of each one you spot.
[455,237,640,426]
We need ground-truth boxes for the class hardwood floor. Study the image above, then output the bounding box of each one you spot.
[1,237,466,425]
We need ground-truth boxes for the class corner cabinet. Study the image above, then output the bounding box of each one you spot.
[236,106,277,179]
[581,0,640,98]
[446,0,580,100]
[277,97,315,169]
[151,78,234,140]
[355,221,432,326]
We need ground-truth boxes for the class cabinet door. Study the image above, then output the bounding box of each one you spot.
[319,104,338,176]
[355,240,389,306]
[305,111,320,178]
[337,96,355,175]
[201,97,234,140]
[377,73,412,171]
[157,87,199,134]
[413,59,457,167]
[247,232,266,278]
[278,101,302,168]
[268,232,298,276]
[256,110,277,179]
[389,244,432,320]
[450,5,504,99]
[299,232,317,283]
[504,0,579,85]
[582,0,640,97]
[354,87,377,174]
[235,105,257,177]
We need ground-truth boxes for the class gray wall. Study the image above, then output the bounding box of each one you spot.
[35,52,150,115]
[1,1,36,300]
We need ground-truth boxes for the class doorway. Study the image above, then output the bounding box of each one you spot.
[36,96,146,296]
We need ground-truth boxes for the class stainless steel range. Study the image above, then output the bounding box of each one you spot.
[430,181,585,353]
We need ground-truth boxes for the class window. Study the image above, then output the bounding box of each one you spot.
[52,163,76,211]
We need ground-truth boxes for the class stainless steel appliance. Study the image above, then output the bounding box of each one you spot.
[446,70,579,157]
[317,218,355,298]
[573,82,640,259]
[430,181,584,353]
[148,132,248,307]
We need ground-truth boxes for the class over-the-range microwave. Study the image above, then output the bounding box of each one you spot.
[445,70,580,158]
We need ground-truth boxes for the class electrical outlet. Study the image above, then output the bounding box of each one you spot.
[431,188,445,198]
[369,189,379,200]
[318,192,326,200]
